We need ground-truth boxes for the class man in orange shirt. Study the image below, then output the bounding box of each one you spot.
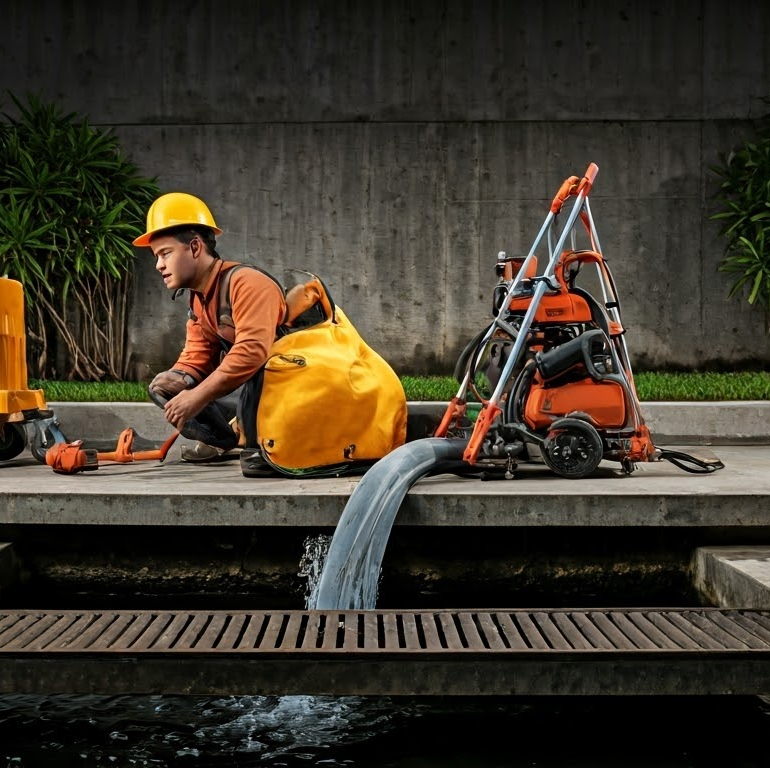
[133,192,284,477]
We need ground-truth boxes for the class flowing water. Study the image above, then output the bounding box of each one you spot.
[312,439,467,610]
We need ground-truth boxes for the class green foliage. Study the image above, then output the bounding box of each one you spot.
[633,371,770,401]
[710,130,770,331]
[0,92,160,379]
[29,372,770,404]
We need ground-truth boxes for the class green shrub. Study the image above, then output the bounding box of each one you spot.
[0,93,159,379]
[710,127,770,332]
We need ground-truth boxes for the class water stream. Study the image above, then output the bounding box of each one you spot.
[311,438,467,610]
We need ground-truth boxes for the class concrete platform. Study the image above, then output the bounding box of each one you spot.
[1,400,770,613]
[0,443,768,528]
[0,400,768,528]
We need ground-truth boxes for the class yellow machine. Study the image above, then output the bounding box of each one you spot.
[0,276,63,462]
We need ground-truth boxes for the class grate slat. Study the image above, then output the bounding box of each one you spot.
[437,612,465,649]
[475,612,508,650]
[736,611,770,638]
[643,612,701,649]
[701,611,768,649]
[64,613,120,650]
[627,612,685,649]
[418,613,443,650]
[665,611,733,650]
[0,614,29,637]
[152,613,194,650]
[0,615,46,647]
[496,612,529,649]
[301,612,322,649]
[552,613,593,650]
[570,612,614,650]
[174,613,213,650]
[116,613,157,649]
[3,615,64,650]
[400,613,422,648]
[24,614,82,651]
[362,612,379,649]
[533,612,572,650]
[728,611,770,644]
[259,614,287,650]
[604,612,658,649]
[516,613,550,649]
[457,613,487,650]
[382,612,401,649]
[282,613,306,651]
[131,613,174,650]
[321,614,341,649]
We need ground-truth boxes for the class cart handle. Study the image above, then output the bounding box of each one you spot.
[550,175,579,214]
[576,162,599,196]
[549,163,599,214]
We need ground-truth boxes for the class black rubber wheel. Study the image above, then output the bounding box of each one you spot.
[0,423,26,462]
[541,417,604,479]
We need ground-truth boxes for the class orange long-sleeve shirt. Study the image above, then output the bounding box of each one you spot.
[172,259,287,401]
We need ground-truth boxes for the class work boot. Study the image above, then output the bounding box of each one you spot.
[181,441,239,463]
[240,447,277,478]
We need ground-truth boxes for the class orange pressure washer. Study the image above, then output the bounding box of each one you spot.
[0,275,180,473]
[435,163,724,479]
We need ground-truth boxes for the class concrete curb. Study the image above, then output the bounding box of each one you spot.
[41,400,770,446]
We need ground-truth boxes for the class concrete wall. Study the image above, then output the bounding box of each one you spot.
[2,0,770,376]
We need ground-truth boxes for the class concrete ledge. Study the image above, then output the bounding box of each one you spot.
[41,400,770,446]
[695,546,770,609]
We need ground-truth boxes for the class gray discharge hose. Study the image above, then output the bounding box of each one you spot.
[312,438,468,610]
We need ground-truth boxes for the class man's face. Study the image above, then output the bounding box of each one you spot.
[151,234,199,291]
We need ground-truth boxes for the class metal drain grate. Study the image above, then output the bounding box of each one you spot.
[2,608,770,654]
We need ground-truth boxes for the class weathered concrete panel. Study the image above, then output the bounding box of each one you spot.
[2,1,770,373]
[6,1,760,123]
[119,119,770,374]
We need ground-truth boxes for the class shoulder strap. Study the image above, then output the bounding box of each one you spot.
[217,263,286,329]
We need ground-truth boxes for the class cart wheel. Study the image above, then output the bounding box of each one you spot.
[542,417,604,479]
[0,423,26,462]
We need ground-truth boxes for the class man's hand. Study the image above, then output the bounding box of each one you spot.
[162,388,209,430]
[149,370,193,399]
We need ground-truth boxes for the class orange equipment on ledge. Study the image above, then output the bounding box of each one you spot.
[45,428,180,475]
[0,276,51,462]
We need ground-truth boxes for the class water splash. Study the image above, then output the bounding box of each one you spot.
[298,534,333,609]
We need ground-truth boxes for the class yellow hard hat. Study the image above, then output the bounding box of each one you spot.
[132,192,222,247]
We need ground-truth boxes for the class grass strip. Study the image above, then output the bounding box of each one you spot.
[28,371,770,404]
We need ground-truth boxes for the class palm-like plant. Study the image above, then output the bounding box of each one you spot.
[0,93,159,379]
[710,130,770,333]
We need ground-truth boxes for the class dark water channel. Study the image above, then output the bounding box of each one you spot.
[2,535,765,766]
[2,693,770,767]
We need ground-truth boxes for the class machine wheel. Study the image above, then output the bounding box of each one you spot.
[0,423,26,462]
[541,417,604,479]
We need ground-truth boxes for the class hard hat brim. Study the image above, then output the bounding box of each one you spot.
[132,225,223,248]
